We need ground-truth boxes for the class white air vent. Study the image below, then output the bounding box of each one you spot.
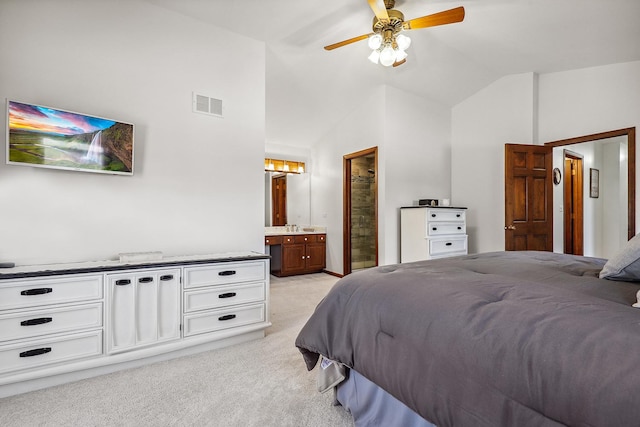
[193,92,223,117]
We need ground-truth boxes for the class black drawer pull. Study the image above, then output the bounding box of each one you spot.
[138,277,154,283]
[432,227,437,231]
[21,317,53,326]
[458,226,462,230]
[21,288,52,296]
[431,214,436,217]
[115,279,131,286]
[218,270,237,276]
[20,347,52,358]
[446,242,453,246]
[160,275,174,281]
[456,214,461,217]
[218,314,236,321]
[219,292,237,299]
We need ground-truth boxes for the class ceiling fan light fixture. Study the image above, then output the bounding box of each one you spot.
[324,5,465,68]
[379,45,396,67]
[368,34,383,50]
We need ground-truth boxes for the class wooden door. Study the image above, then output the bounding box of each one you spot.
[271,175,287,226]
[504,144,553,251]
[563,152,584,255]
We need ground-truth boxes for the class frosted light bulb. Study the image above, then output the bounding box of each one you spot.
[396,34,411,51]
[368,50,380,64]
[368,34,382,50]
[379,46,395,67]
[395,49,408,62]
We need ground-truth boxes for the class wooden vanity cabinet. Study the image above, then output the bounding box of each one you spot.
[267,234,326,277]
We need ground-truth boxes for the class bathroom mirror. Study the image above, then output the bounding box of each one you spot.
[264,172,310,226]
[546,128,635,259]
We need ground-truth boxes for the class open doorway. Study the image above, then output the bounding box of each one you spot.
[343,147,378,275]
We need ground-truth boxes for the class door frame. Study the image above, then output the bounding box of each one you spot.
[343,147,378,276]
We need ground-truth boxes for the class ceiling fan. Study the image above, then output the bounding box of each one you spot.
[324,0,465,67]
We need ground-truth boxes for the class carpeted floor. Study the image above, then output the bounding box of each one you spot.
[0,273,353,427]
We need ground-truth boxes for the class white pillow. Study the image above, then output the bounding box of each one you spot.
[600,233,640,281]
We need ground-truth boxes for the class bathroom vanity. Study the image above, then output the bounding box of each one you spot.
[265,228,326,277]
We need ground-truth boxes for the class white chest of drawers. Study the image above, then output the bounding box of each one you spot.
[0,252,270,398]
[400,206,468,262]
[182,261,267,337]
[0,274,104,376]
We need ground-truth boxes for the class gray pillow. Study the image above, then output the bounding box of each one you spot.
[600,233,640,281]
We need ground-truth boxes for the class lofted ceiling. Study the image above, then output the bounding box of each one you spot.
[144,0,640,148]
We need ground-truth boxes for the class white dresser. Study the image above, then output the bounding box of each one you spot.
[0,252,269,397]
[400,207,468,262]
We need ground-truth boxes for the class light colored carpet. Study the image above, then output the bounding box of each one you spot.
[0,273,353,427]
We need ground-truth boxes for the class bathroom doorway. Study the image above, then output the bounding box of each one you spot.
[343,147,378,275]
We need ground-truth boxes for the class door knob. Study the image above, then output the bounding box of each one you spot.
[505,224,517,230]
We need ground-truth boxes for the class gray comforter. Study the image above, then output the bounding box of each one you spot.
[295,251,640,426]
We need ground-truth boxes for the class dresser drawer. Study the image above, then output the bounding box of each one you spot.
[184,261,266,289]
[428,236,468,256]
[282,236,296,244]
[0,330,103,375]
[426,209,466,222]
[264,236,283,245]
[183,303,265,337]
[294,234,319,244]
[0,275,103,311]
[0,303,103,342]
[426,222,466,236]
[184,282,265,313]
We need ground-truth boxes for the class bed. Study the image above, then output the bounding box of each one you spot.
[295,250,640,426]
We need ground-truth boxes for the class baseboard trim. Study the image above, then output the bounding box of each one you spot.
[322,270,343,278]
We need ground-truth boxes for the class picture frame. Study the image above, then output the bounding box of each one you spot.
[590,168,599,198]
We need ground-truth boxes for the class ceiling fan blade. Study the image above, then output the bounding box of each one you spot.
[324,33,372,50]
[403,6,465,31]
[392,58,407,67]
[367,0,390,23]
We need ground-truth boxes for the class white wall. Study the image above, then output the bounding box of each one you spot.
[539,61,640,238]
[0,0,265,265]
[311,87,386,274]
[451,73,538,253]
[311,86,451,275]
[451,62,640,254]
[383,86,451,265]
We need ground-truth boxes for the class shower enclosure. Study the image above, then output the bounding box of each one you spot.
[344,147,378,274]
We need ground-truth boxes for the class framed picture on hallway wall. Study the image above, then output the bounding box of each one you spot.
[590,168,599,198]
